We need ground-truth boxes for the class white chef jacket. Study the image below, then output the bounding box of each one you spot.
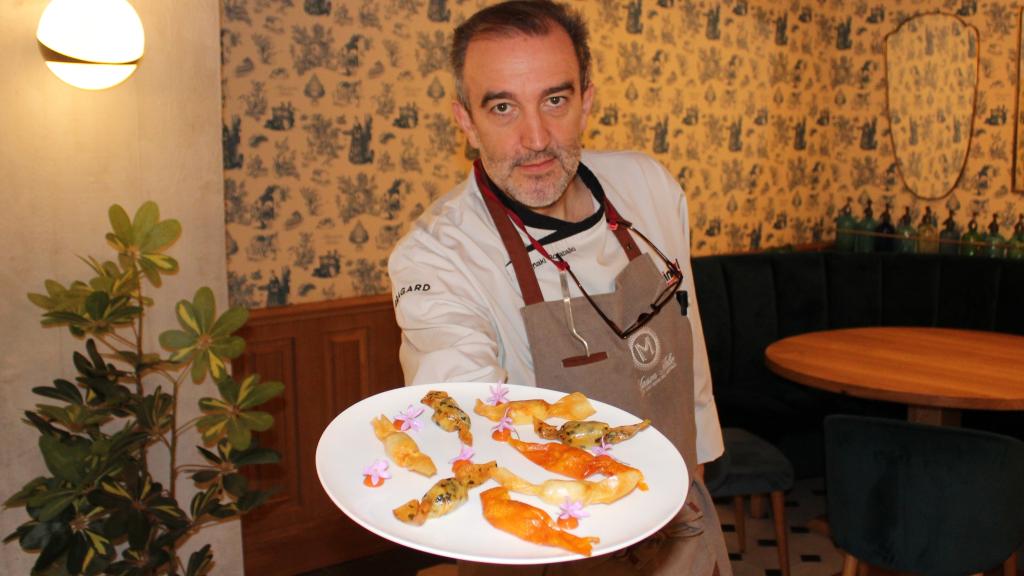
[388,150,724,463]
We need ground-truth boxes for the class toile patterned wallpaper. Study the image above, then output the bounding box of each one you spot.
[220,0,1024,309]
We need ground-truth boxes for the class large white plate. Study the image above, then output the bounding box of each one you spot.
[315,382,688,565]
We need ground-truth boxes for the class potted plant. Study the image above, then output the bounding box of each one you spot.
[4,202,282,575]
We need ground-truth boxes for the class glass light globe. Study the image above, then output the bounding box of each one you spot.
[36,0,145,90]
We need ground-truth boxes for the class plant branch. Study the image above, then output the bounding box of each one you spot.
[175,415,202,436]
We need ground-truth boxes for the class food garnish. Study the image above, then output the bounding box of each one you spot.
[362,459,391,488]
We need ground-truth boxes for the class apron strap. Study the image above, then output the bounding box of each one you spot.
[476,163,545,305]
[473,160,642,306]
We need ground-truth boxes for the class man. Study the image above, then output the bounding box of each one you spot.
[388,1,729,574]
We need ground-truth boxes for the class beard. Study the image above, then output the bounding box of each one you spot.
[484,143,583,210]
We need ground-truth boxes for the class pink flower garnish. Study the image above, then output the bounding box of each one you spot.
[449,444,474,464]
[558,499,589,521]
[491,408,514,433]
[394,404,424,432]
[363,459,391,485]
[486,382,509,406]
[591,437,612,457]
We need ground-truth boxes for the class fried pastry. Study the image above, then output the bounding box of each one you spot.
[371,415,436,477]
[474,391,596,425]
[421,390,473,445]
[533,417,651,448]
[392,461,496,525]
[480,486,599,556]
[490,465,644,506]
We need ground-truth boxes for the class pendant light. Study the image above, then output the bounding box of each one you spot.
[36,0,145,90]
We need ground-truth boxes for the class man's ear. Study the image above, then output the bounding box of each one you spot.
[452,100,481,150]
[579,83,596,133]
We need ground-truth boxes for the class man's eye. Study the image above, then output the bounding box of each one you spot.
[548,96,566,106]
[493,103,511,114]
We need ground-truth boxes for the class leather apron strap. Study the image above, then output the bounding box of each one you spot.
[474,160,641,305]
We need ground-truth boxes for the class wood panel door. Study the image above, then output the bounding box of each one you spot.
[231,295,404,575]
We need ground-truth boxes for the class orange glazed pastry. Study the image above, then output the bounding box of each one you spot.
[480,486,599,556]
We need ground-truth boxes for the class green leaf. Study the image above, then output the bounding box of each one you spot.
[207,352,227,380]
[176,300,201,335]
[190,470,218,484]
[211,335,245,360]
[215,378,240,405]
[39,436,88,484]
[196,446,221,465]
[132,202,159,243]
[185,544,213,576]
[28,292,55,309]
[144,253,178,272]
[210,306,249,338]
[191,352,209,383]
[4,476,49,507]
[232,447,280,467]
[196,415,227,445]
[32,380,83,405]
[37,491,77,522]
[223,474,247,497]
[239,411,273,432]
[226,419,252,450]
[139,219,181,253]
[84,292,110,320]
[237,489,274,513]
[189,487,219,519]
[108,205,133,243]
[238,379,283,410]
[44,279,66,298]
[193,287,215,333]
[159,329,195,350]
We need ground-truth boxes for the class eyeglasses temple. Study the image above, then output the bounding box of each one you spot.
[559,268,592,357]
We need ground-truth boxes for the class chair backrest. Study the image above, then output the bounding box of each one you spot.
[824,415,1024,575]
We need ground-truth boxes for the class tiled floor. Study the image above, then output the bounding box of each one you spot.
[309,477,1019,576]
[719,477,843,576]
[413,477,843,576]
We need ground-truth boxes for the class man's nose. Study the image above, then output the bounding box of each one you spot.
[519,109,551,151]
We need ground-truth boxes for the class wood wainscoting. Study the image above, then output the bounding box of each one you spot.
[231,294,404,575]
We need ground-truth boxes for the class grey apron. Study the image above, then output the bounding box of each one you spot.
[461,163,731,576]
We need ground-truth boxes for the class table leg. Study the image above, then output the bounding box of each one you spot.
[907,405,961,427]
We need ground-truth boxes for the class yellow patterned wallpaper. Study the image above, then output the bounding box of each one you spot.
[220,0,1024,308]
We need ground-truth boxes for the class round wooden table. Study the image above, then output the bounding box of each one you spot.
[765,327,1024,426]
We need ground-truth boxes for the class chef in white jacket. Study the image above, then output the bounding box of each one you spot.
[388,1,730,574]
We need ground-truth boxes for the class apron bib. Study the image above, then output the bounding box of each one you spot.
[463,162,731,576]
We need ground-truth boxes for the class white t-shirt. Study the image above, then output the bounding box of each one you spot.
[388,150,723,463]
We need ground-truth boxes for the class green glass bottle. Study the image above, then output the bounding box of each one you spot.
[917,206,939,254]
[960,213,983,257]
[895,207,917,253]
[854,199,876,253]
[939,209,959,255]
[874,203,896,252]
[835,197,856,252]
[1007,215,1024,260]
[985,214,1006,258]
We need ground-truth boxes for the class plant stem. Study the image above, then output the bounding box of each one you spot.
[108,331,135,348]
[134,279,150,480]
[175,415,202,435]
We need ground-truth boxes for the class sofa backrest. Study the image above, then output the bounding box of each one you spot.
[691,252,1024,392]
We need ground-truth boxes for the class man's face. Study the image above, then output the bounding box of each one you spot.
[452,27,594,214]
